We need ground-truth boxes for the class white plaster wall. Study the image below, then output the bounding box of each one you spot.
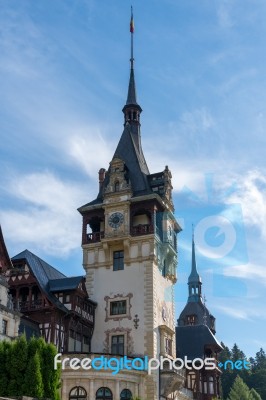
[90,260,146,355]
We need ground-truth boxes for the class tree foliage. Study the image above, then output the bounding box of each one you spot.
[0,335,61,399]
[219,344,266,400]
[228,375,250,400]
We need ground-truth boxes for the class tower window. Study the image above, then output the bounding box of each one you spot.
[111,335,124,355]
[113,251,124,271]
[165,338,172,356]
[187,315,196,325]
[2,320,7,335]
[110,300,127,315]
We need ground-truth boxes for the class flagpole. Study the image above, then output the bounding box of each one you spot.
[130,5,134,69]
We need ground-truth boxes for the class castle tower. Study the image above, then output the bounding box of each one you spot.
[176,236,223,399]
[77,10,185,400]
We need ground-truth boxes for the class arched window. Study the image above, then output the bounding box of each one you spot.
[96,387,113,400]
[69,386,87,400]
[120,389,132,400]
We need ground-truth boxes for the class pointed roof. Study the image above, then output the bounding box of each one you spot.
[177,234,216,334]
[0,225,13,272]
[125,67,140,108]
[112,123,150,193]
[188,235,202,284]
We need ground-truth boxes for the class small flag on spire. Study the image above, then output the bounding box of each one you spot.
[130,7,134,33]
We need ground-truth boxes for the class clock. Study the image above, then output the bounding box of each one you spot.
[108,212,124,229]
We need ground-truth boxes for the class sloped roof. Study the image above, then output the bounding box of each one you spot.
[12,250,69,312]
[0,225,13,271]
[176,325,223,359]
[49,276,83,292]
[113,123,150,193]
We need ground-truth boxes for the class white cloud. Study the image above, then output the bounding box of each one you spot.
[217,0,235,29]
[214,302,266,320]
[66,127,113,179]
[0,171,90,256]
[214,305,250,320]
[223,263,266,286]
[225,170,266,237]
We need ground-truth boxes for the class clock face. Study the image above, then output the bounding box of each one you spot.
[108,212,124,229]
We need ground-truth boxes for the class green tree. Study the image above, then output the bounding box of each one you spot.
[42,343,61,400]
[10,334,28,396]
[228,375,250,400]
[254,348,266,371]
[248,369,266,400]
[249,388,262,400]
[231,343,246,362]
[23,351,44,398]
[0,341,9,396]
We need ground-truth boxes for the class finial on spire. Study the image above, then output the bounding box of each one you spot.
[122,6,142,123]
[130,6,134,69]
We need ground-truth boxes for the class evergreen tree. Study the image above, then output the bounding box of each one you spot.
[10,334,28,396]
[7,340,19,396]
[249,388,262,400]
[231,343,246,362]
[228,375,250,400]
[0,341,9,396]
[254,348,266,370]
[219,344,237,399]
[42,343,61,400]
[248,369,266,400]
[23,351,44,398]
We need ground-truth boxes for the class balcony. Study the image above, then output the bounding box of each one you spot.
[86,231,105,243]
[131,224,154,236]
[160,364,186,397]
[17,299,44,312]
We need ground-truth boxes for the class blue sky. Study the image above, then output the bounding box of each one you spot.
[1,0,266,357]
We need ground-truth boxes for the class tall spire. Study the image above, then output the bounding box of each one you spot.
[123,7,142,124]
[188,227,202,302]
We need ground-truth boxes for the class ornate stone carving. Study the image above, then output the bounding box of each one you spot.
[104,158,131,194]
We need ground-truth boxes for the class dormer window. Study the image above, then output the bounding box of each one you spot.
[187,315,196,326]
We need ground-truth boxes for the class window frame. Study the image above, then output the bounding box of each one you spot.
[113,250,124,271]
[110,300,127,316]
[104,294,132,322]
[69,386,87,400]
[120,388,132,400]
[96,387,113,400]
[111,334,125,356]
[2,319,7,335]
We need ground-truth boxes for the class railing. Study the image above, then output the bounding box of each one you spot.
[86,231,105,243]
[131,224,154,236]
[17,299,43,311]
